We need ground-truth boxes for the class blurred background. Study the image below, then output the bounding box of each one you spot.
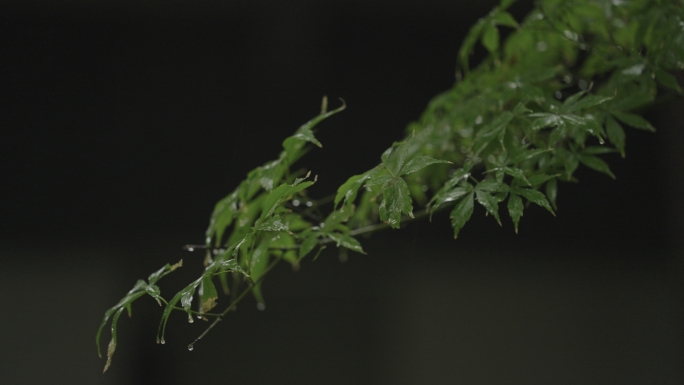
[1,0,682,384]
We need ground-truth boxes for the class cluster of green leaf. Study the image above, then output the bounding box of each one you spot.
[97,0,682,372]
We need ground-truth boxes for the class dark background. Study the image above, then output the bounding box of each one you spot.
[1,1,682,384]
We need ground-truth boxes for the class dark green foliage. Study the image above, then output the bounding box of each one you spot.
[97,0,683,372]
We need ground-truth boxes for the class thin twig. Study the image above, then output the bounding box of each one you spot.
[187,255,283,351]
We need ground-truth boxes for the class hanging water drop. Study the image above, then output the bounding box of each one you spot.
[160,339,166,345]
[188,344,194,351]
[256,303,266,311]
[187,247,194,252]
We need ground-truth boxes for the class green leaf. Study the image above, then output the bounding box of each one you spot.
[491,11,518,27]
[199,276,218,316]
[563,94,614,113]
[507,193,523,233]
[475,189,502,225]
[299,234,320,260]
[605,115,626,157]
[379,177,413,228]
[254,215,289,232]
[545,178,558,209]
[258,178,314,223]
[654,68,682,93]
[383,139,414,176]
[482,24,500,53]
[504,167,531,186]
[474,112,513,154]
[326,233,366,254]
[529,113,562,130]
[282,97,346,164]
[205,190,239,247]
[611,111,655,132]
[450,192,474,238]
[399,156,451,176]
[577,153,616,179]
[513,187,555,215]
[429,186,472,215]
[334,169,378,207]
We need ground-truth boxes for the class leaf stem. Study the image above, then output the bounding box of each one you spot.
[187,255,283,350]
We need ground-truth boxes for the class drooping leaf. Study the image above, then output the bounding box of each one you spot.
[199,276,218,316]
[513,187,555,215]
[205,190,239,247]
[611,111,655,132]
[507,192,523,233]
[654,68,682,93]
[379,177,413,228]
[450,192,474,238]
[577,153,616,179]
[299,234,320,260]
[605,115,626,157]
[475,189,502,225]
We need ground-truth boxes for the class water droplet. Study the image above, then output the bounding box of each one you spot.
[160,339,166,345]
[292,199,300,207]
[535,41,548,52]
[188,344,194,351]
[156,337,161,344]
[563,30,578,41]
[579,79,588,90]
[188,316,194,323]
[187,247,194,252]
[306,201,313,207]
[256,303,266,311]
[475,115,483,124]
[555,91,563,99]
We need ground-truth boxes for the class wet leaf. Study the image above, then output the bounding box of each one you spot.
[507,193,523,233]
[563,94,614,113]
[282,97,345,164]
[450,192,474,238]
[199,276,218,316]
[254,215,289,232]
[326,233,366,254]
[429,186,472,215]
[379,177,413,229]
[513,187,555,215]
[475,190,502,225]
[334,169,378,207]
[259,178,314,224]
[205,190,239,247]
[399,156,452,176]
